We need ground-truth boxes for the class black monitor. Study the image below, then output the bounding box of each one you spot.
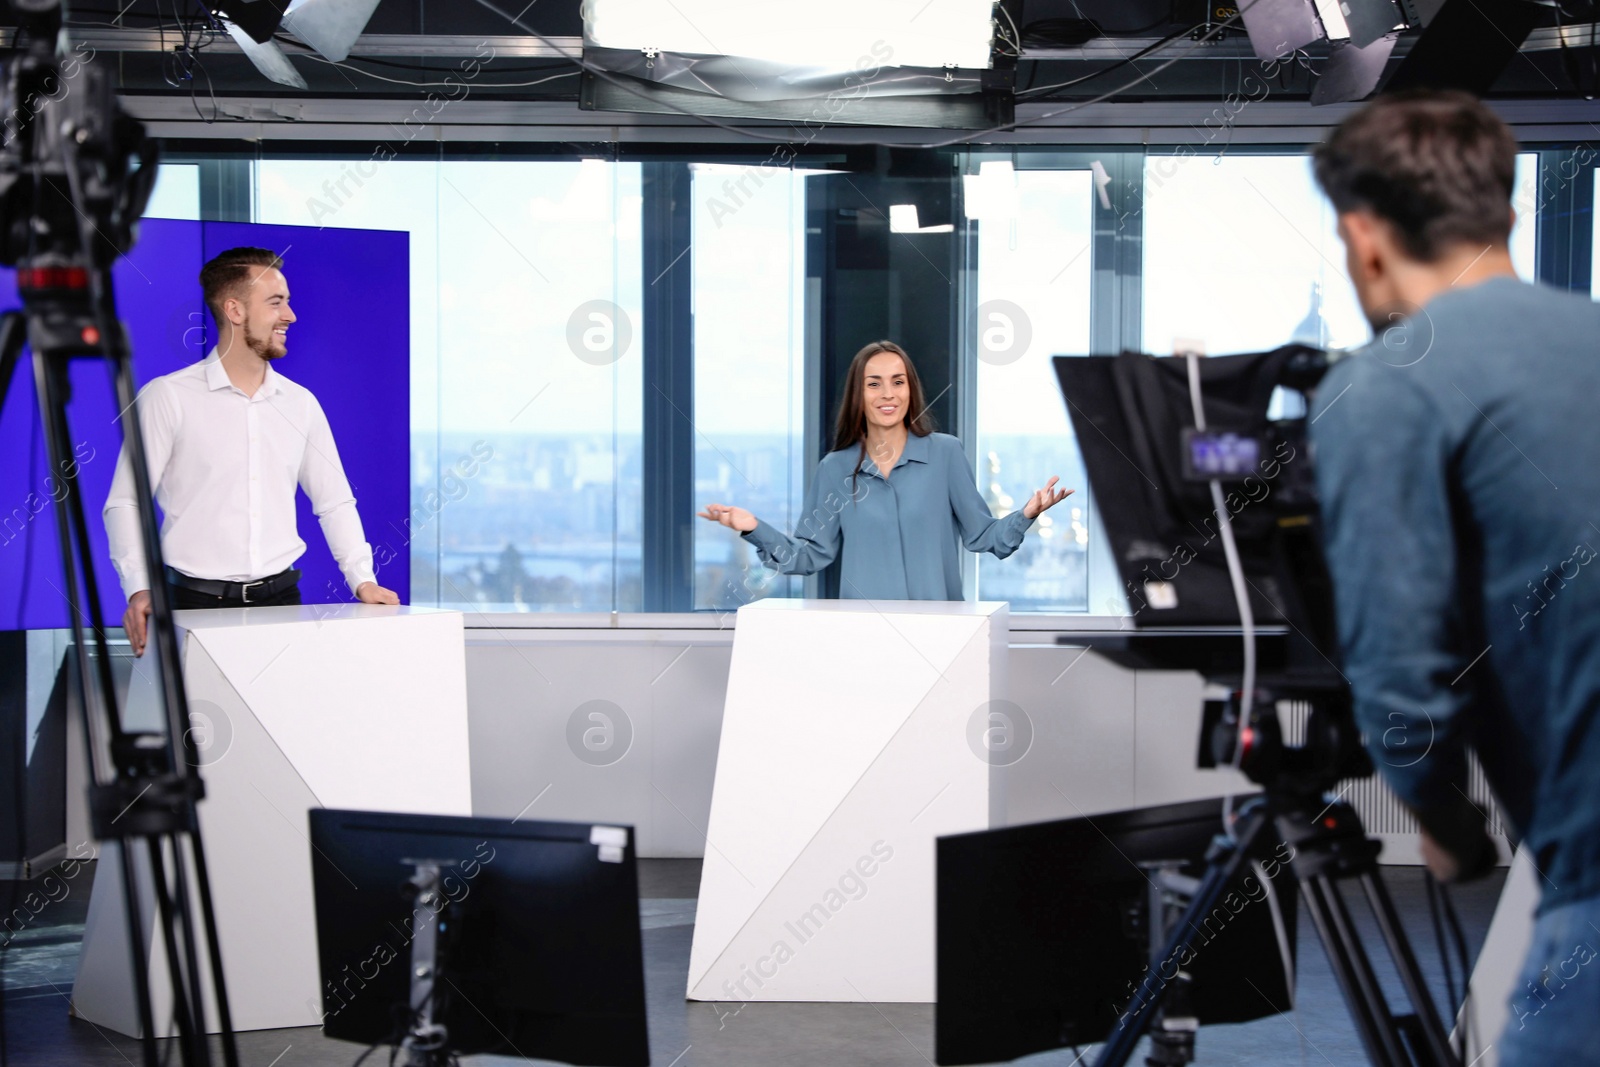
[308,809,650,1066]
[935,796,1296,1065]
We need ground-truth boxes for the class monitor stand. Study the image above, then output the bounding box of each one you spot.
[398,858,457,1067]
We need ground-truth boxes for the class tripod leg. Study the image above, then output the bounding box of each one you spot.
[30,329,161,1067]
[36,357,121,732]
[116,843,161,1067]
[1362,873,1458,1065]
[1301,874,1410,1067]
[186,832,240,1067]
[165,834,213,1065]
[1093,803,1276,1067]
[0,311,25,419]
[146,838,207,1066]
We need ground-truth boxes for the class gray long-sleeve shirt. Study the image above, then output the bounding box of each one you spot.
[740,431,1033,601]
[1310,276,1600,913]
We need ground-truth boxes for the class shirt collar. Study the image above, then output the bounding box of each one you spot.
[202,347,279,399]
[856,431,932,480]
[901,432,931,465]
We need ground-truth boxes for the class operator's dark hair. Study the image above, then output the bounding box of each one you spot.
[1312,89,1518,263]
[200,247,285,327]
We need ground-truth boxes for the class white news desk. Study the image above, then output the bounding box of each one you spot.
[71,604,472,1036]
[687,598,1009,1003]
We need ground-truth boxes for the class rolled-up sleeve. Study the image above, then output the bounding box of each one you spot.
[297,395,377,593]
[944,439,1032,558]
[1310,358,1472,818]
[103,381,180,598]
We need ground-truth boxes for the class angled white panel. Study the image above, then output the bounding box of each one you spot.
[688,599,1007,1002]
[180,605,471,815]
[73,605,471,1035]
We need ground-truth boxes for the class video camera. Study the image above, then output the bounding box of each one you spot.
[1053,343,1371,799]
[0,1,155,341]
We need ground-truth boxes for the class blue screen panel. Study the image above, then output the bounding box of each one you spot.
[0,219,410,630]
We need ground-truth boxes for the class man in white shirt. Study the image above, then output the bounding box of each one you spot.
[105,246,398,656]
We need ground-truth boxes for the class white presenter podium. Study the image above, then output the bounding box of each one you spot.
[687,598,1009,1003]
[72,604,472,1036]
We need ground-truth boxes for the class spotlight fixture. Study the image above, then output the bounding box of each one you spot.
[281,0,384,63]
[1340,0,1406,49]
[1310,33,1399,104]
[223,20,307,89]
[1237,0,1322,62]
[210,0,383,86]
[209,0,288,44]
[1309,0,1351,40]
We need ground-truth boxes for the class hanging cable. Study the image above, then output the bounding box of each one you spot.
[1185,348,1257,833]
[286,50,581,89]
[1019,23,1196,98]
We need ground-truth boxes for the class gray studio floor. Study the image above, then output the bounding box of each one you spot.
[0,857,1507,1067]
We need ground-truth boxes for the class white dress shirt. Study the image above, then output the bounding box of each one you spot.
[103,349,378,598]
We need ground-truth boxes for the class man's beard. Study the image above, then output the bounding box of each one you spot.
[243,322,286,360]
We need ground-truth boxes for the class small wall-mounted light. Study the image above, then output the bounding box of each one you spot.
[889,204,955,234]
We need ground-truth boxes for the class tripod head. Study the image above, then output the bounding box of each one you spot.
[1204,683,1374,803]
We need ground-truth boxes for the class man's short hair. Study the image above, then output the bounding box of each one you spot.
[1312,90,1518,263]
[200,247,284,326]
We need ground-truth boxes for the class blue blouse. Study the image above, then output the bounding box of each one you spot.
[740,432,1034,601]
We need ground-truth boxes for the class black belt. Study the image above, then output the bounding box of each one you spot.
[166,567,301,604]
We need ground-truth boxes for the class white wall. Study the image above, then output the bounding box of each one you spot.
[462,624,1457,860]
[41,620,1494,864]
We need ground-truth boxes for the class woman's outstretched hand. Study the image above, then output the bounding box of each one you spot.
[698,504,759,533]
[1022,477,1074,520]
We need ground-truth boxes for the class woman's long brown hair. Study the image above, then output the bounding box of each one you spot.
[832,340,936,496]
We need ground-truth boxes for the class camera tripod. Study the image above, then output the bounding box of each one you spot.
[1094,695,1460,1067]
[0,8,237,1065]
[0,307,239,1067]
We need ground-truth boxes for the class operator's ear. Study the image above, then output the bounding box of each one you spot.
[222,294,246,327]
[1339,210,1387,285]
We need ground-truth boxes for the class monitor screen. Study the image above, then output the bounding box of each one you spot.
[1182,428,1263,482]
[936,796,1296,1065]
[308,809,650,1067]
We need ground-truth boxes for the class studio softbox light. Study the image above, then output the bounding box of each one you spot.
[584,0,997,71]
[579,0,1006,129]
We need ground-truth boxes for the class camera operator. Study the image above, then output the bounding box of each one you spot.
[1310,90,1600,1064]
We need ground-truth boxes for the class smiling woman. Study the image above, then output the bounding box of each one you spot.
[698,340,1074,601]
